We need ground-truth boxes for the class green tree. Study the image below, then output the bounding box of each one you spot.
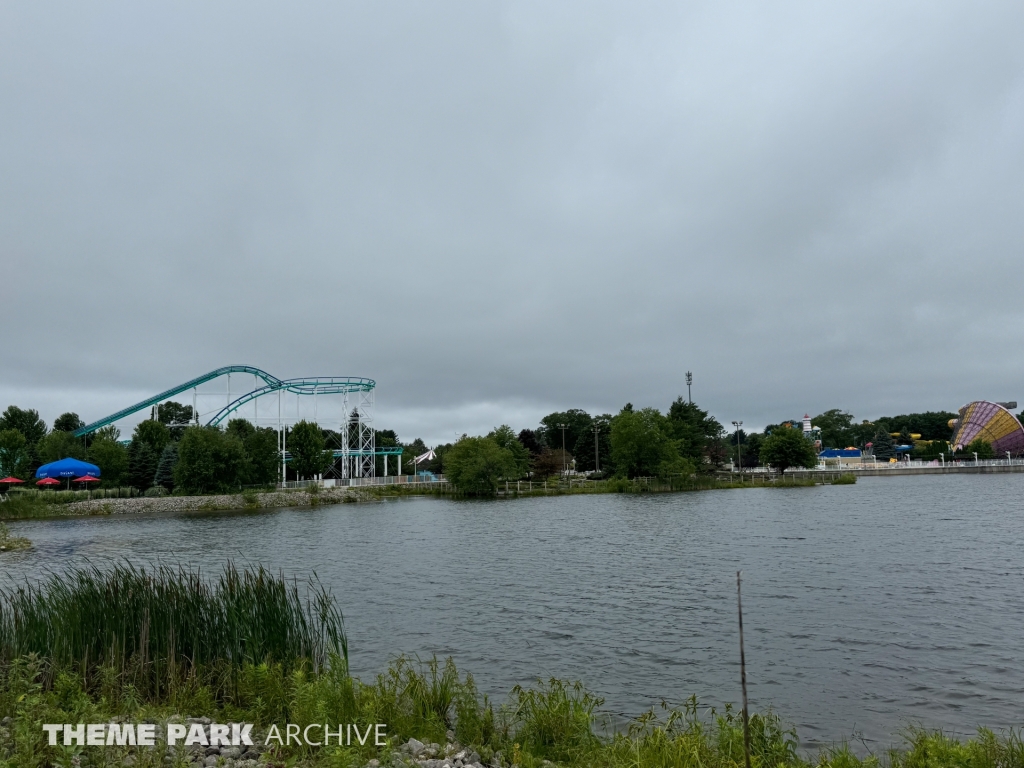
[741,432,764,468]
[288,421,333,480]
[0,406,48,447]
[897,427,915,447]
[539,409,593,455]
[444,436,516,494]
[153,443,179,490]
[811,409,855,449]
[517,429,543,457]
[401,437,428,476]
[132,419,171,456]
[876,411,957,441]
[243,427,280,485]
[158,401,195,440]
[53,412,85,433]
[666,398,725,467]
[0,429,30,478]
[609,407,681,479]
[94,425,121,442]
[531,447,566,479]
[127,440,159,490]
[35,430,87,464]
[759,426,818,474]
[173,426,246,494]
[225,418,257,443]
[871,429,896,461]
[572,415,612,474]
[487,425,531,478]
[88,438,130,487]
[966,438,994,459]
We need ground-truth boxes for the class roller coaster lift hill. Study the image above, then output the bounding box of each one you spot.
[73,366,403,482]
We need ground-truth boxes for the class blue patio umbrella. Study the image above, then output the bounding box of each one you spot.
[35,457,101,479]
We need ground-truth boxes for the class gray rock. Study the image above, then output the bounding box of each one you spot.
[406,738,426,756]
[467,753,481,765]
[222,747,241,758]
[205,746,221,756]
[203,757,219,767]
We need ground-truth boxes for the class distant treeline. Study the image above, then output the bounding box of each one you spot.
[2,401,1018,496]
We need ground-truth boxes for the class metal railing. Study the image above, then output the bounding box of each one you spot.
[278,475,447,490]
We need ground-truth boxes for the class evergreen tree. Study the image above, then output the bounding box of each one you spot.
[154,442,179,490]
[666,397,726,467]
[516,429,543,457]
[871,429,896,461]
[127,440,159,490]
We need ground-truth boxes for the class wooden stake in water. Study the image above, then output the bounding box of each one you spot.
[737,570,752,768]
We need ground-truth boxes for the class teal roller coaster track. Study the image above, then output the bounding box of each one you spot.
[73,365,375,437]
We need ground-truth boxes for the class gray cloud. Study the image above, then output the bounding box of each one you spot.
[2,1,1023,444]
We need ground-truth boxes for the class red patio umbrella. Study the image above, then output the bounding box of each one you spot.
[0,477,24,484]
[36,477,60,486]
[72,475,100,483]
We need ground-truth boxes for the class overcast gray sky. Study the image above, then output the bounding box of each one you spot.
[2,2,1023,445]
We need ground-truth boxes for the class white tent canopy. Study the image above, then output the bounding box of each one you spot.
[413,449,436,465]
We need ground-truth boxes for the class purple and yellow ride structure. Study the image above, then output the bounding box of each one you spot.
[949,401,1024,457]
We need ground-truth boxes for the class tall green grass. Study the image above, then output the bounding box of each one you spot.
[1,649,1023,768]
[0,563,345,698]
[0,564,1020,768]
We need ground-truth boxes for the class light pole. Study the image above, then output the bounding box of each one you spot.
[732,421,743,474]
[593,425,601,474]
[1007,451,1012,466]
[686,371,693,404]
[940,452,944,467]
[974,452,978,465]
[558,423,568,478]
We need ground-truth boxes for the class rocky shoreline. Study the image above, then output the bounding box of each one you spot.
[60,488,363,516]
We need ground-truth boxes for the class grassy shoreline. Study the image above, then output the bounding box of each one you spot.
[0,474,856,521]
[1,562,1017,768]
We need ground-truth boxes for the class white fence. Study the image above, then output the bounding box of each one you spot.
[278,475,447,490]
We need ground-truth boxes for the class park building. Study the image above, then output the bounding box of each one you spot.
[949,400,1024,457]
[818,448,863,467]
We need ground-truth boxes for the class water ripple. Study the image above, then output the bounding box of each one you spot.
[3,473,1024,748]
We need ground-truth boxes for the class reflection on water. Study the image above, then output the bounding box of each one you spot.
[4,473,1024,748]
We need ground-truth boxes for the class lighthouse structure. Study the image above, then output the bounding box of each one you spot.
[802,414,823,453]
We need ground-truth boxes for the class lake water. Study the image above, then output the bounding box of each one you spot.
[3,474,1023,749]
